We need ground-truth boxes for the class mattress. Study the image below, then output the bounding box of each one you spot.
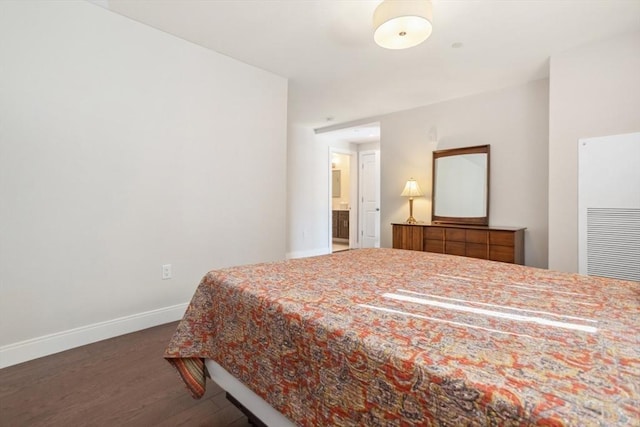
[205,358,296,426]
[165,248,639,426]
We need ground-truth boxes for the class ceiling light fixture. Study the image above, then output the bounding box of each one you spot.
[373,0,433,50]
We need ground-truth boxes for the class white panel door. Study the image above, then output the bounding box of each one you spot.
[359,150,380,248]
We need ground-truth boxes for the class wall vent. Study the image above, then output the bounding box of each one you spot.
[587,208,640,282]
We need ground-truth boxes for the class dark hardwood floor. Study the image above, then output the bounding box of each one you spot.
[0,322,252,427]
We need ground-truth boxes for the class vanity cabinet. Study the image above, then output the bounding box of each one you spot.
[332,210,349,239]
[393,223,525,264]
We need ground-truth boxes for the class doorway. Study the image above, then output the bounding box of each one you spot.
[330,150,353,252]
[321,123,381,253]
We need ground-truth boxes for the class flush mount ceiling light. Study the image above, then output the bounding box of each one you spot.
[373,0,433,50]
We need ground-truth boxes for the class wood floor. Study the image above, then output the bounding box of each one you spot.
[0,322,252,427]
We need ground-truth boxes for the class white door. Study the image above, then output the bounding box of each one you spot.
[359,150,380,248]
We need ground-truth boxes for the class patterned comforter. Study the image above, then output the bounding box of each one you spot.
[164,248,639,426]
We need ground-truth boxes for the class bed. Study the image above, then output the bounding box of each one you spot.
[164,248,639,426]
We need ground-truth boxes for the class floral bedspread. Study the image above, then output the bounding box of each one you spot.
[164,248,639,426]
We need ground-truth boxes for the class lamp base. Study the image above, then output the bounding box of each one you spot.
[405,198,418,224]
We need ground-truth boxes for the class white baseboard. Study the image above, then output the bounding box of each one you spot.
[0,303,188,369]
[286,247,331,259]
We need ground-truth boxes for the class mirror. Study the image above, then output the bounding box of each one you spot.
[332,170,341,198]
[432,145,490,225]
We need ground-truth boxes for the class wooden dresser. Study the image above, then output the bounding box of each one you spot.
[392,223,525,264]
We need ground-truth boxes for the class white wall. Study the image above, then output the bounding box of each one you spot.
[358,142,382,152]
[548,31,640,273]
[286,125,332,259]
[0,1,287,365]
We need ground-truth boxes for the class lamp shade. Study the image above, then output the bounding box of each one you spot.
[373,0,433,50]
[401,178,424,197]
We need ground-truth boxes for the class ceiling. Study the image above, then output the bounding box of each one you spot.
[104,0,640,129]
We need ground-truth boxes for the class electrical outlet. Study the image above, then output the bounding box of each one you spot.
[162,264,172,280]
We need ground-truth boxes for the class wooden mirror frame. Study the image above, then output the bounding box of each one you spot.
[431,144,490,226]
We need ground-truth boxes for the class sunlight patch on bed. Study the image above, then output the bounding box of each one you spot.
[358,304,540,339]
[396,289,598,323]
[504,283,595,298]
[382,293,598,333]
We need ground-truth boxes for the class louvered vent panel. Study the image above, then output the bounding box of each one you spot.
[587,208,640,282]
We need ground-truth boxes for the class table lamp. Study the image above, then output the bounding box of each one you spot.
[401,178,423,224]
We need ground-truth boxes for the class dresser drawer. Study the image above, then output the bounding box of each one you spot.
[466,243,488,259]
[425,227,444,240]
[490,245,515,263]
[490,231,515,247]
[445,228,466,242]
[445,241,465,256]
[466,229,488,244]
[425,239,444,253]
